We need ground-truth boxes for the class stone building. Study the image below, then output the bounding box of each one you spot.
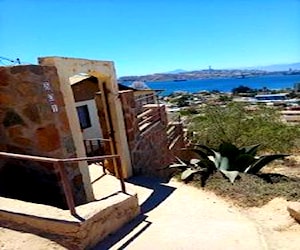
[0,56,185,207]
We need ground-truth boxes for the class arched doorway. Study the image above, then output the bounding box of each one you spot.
[39,57,133,181]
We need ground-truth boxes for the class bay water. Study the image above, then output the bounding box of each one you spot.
[144,74,300,96]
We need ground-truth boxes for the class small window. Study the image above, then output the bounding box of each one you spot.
[76,105,91,129]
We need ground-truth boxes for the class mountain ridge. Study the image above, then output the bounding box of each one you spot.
[243,62,300,72]
[119,62,300,82]
[170,63,300,74]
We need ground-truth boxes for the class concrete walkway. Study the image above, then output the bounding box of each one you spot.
[94,176,267,250]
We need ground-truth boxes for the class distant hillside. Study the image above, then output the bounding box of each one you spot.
[119,63,300,82]
[245,63,300,72]
[167,69,187,74]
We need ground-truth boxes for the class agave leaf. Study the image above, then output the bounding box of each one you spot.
[175,156,188,166]
[208,150,222,169]
[198,158,217,170]
[208,155,218,168]
[181,168,201,180]
[169,157,188,169]
[219,142,239,160]
[190,148,210,159]
[169,163,187,169]
[244,165,251,173]
[219,156,230,171]
[239,144,260,156]
[179,148,206,161]
[232,154,255,172]
[190,158,201,165]
[212,150,221,166]
[220,170,239,183]
[193,144,215,156]
[245,154,289,174]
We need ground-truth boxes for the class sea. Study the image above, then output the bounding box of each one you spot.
[138,74,300,96]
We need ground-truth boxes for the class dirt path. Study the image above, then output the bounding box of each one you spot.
[0,226,66,250]
[96,177,266,249]
[244,198,300,250]
[1,177,300,250]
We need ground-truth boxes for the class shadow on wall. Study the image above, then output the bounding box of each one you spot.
[0,161,66,209]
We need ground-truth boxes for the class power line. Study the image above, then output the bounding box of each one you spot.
[0,60,9,65]
[0,56,21,65]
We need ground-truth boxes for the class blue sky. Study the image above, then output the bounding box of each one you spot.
[1,0,299,76]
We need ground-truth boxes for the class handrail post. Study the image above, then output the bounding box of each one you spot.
[115,157,126,193]
[97,139,102,154]
[89,140,93,155]
[0,152,126,216]
[83,140,88,155]
[55,162,77,216]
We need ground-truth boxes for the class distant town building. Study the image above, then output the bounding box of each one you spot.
[294,82,300,93]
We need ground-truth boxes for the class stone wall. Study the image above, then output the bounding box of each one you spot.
[119,91,139,151]
[119,90,179,178]
[133,123,173,178]
[0,65,88,208]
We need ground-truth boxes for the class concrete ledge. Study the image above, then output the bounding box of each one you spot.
[287,201,300,223]
[0,189,140,249]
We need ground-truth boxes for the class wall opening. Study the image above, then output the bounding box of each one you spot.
[69,74,106,156]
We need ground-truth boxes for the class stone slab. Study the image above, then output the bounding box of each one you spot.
[0,168,140,249]
[287,201,300,223]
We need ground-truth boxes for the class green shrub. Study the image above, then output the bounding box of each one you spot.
[187,103,300,153]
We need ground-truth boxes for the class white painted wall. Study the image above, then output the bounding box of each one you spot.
[75,99,103,140]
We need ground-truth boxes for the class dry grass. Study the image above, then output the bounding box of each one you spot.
[202,172,300,207]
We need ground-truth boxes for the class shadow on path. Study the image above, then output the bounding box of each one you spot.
[93,176,176,249]
[127,176,176,213]
[93,214,151,250]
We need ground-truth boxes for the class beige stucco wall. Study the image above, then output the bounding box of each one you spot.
[39,57,132,178]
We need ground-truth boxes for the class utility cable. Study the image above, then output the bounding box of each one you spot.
[0,56,21,65]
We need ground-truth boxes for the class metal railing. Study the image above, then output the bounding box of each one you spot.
[134,93,157,115]
[83,137,111,156]
[137,105,162,132]
[0,152,126,216]
[166,122,183,149]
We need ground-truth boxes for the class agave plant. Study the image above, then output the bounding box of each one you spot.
[169,156,215,184]
[170,142,288,184]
